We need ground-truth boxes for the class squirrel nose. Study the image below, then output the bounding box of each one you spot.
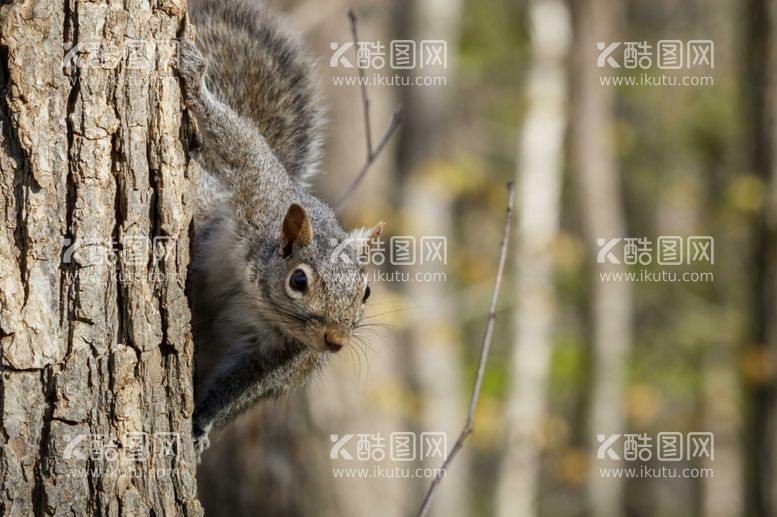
[324,329,349,352]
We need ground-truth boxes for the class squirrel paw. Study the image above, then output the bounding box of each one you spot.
[192,424,211,463]
[176,38,208,108]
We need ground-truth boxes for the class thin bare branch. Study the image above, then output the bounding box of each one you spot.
[336,9,404,212]
[416,181,516,517]
[348,8,372,158]
[335,107,403,212]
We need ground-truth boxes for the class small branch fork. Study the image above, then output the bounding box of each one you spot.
[335,9,404,212]
[416,182,516,517]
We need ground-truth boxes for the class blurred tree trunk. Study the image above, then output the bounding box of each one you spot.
[396,0,467,515]
[0,1,201,514]
[571,0,631,516]
[195,398,336,516]
[495,1,570,515]
[702,353,743,517]
[742,0,777,515]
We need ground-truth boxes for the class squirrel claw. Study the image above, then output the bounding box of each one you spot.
[192,424,211,463]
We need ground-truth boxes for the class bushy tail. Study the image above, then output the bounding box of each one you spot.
[188,0,325,184]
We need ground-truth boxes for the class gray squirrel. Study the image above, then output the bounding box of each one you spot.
[179,0,384,458]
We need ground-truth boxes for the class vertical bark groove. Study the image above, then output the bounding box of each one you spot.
[0,0,202,513]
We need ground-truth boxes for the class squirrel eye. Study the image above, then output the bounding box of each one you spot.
[362,285,371,302]
[289,269,308,292]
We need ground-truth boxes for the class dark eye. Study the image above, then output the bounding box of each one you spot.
[362,285,371,302]
[289,269,308,292]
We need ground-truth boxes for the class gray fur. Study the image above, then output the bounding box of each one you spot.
[179,4,382,460]
[188,0,325,184]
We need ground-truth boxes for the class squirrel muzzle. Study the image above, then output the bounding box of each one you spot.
[323,329,350,352]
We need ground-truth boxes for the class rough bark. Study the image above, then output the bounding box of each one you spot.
[495,1,570,515]
[0,0,201,514]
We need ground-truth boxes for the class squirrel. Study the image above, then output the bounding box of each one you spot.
[178,0,385,458]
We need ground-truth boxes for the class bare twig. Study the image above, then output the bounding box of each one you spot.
[335,9,404,212]
[416,181,516,517]
[335,107,403,211]
[348,8,372,158]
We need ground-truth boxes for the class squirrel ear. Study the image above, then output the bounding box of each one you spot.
[280,203,313,257]
[367,221,385,246]
[360,221,385,257]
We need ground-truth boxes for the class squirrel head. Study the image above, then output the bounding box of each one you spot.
[258,203,384,353]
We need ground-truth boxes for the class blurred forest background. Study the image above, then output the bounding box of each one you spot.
[196,0,777,516]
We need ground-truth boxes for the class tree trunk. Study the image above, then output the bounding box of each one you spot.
[571,0,631,515]
[496,1,570,515]
[0,0,201,514]
[742,0,777,515]
[396,0,468,515]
